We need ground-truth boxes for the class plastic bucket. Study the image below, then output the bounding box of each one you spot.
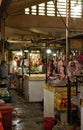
[44,117,55,130]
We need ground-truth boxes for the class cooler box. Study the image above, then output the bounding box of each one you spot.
[0,103,13,130]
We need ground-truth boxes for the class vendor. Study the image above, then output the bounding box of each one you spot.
[67,55,82,82]
[47,59,55,76]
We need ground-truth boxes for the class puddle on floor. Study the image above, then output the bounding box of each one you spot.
[12,119,23,126]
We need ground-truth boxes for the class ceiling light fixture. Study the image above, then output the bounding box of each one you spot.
[46,48,52,54]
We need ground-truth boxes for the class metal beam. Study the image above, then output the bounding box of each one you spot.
[8,0,50,14]
[6,15,83,31]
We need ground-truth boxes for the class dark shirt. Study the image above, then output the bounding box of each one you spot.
[0,64,8,79]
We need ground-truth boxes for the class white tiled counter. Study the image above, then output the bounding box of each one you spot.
[44,84,55,117]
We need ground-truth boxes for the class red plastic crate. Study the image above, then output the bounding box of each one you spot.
[44,117,55,130]
[0,122,4,130]
[0,112,2,122]
[0,104,13,130]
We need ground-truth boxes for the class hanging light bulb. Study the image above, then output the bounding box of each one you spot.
[46,48,52,54]
[53,53,56,56]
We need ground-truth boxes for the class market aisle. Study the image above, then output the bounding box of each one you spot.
[10,89,44,130]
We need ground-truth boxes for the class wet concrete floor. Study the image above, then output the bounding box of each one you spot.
[10,89,81,130]
[10,89,44,130]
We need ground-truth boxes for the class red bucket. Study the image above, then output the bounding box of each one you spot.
[44,117,55,130]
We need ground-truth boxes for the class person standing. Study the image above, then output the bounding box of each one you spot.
[10,56,18,74]
[9,56,18,88]
[0,60,8,80]
[0,60,9,90]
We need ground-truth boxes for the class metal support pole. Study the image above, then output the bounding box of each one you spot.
[22,50,24,94]
[45,42,48,83]
[66,0,69,64]
[0,19,5,60]
[28,50,31,76]
[67,77,72,124]
[53,0,69,64]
